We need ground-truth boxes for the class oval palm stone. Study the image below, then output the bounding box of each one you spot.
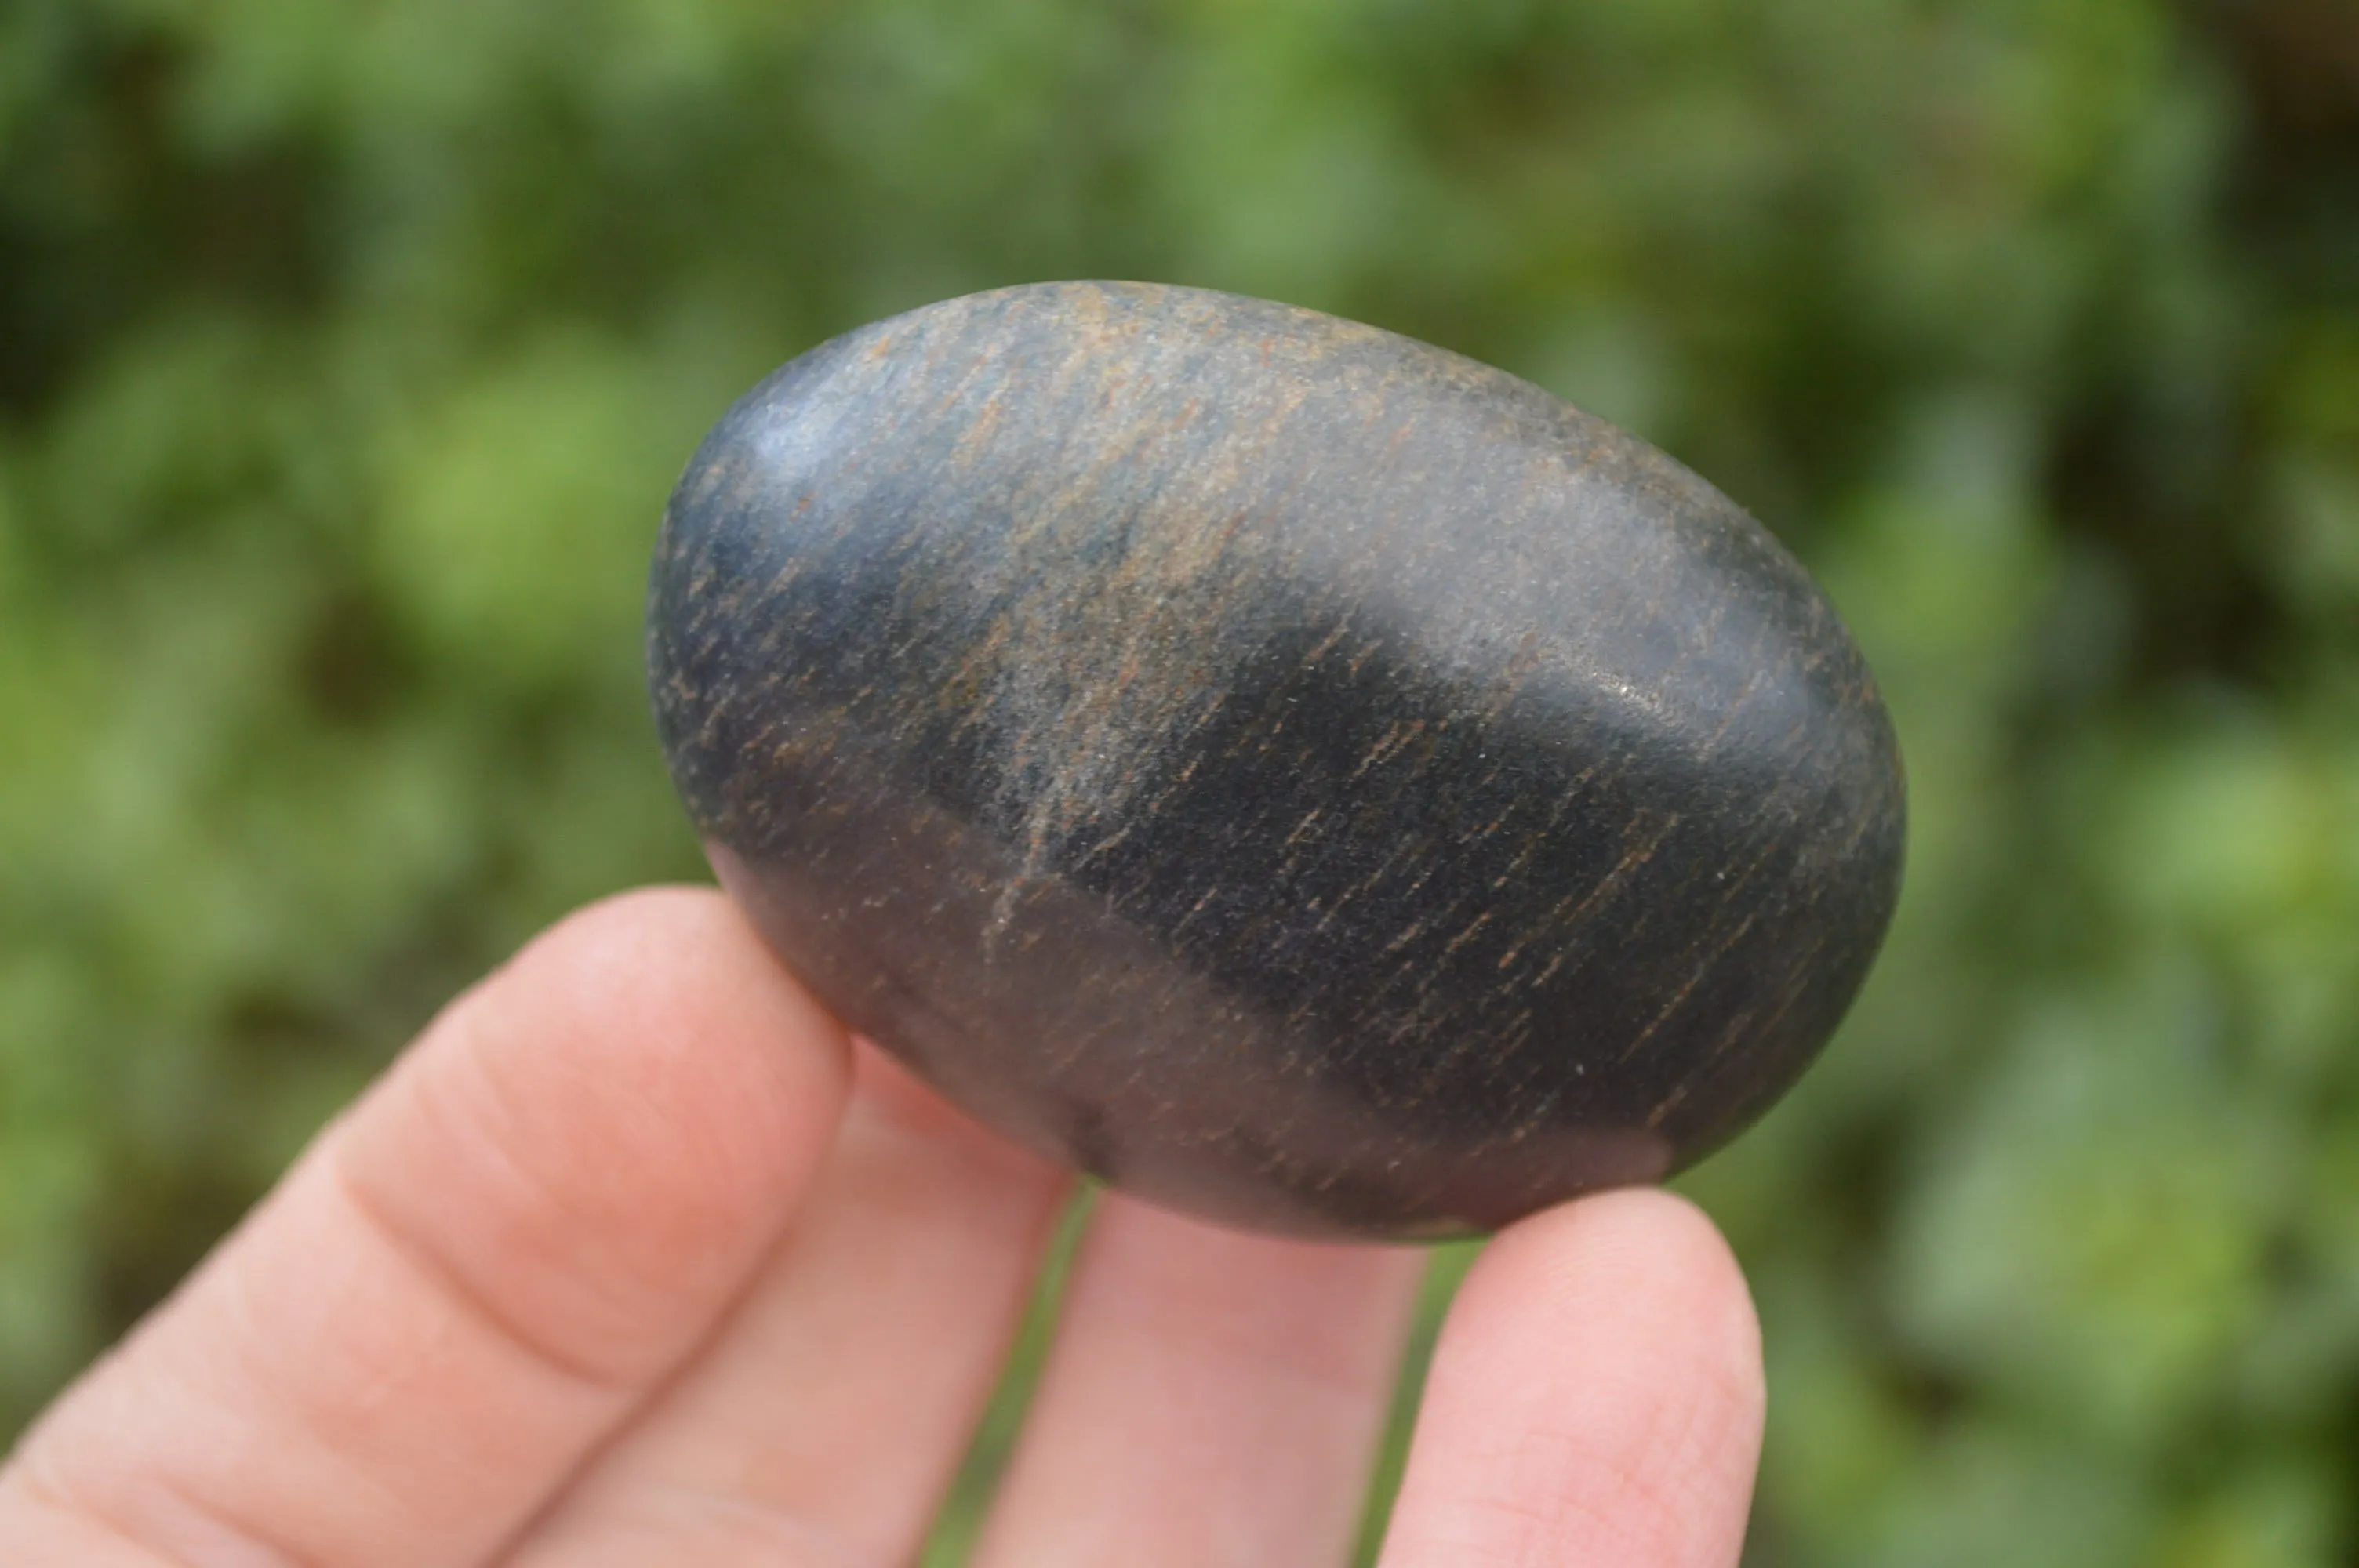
[648,281,1905,1240]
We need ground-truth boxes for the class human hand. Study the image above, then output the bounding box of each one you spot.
[0,887,1764,1566]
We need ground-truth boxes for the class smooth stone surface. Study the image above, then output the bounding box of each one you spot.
[648,281,1906,1240]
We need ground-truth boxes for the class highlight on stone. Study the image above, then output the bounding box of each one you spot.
[647,281,1906,1241]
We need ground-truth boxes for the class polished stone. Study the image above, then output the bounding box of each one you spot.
[648,281,1906,1240]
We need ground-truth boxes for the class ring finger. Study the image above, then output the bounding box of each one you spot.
[969,1195,1425,1568]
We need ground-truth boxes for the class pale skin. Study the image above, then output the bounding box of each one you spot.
[0,887,1765,1566]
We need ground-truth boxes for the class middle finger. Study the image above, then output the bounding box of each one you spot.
[505,1044,1070,1566]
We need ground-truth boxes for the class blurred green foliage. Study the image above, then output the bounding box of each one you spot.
[3,0,2357,1561]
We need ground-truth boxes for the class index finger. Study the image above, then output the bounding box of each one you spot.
[1378,1189,1765,1568]
[0,887,852,1568]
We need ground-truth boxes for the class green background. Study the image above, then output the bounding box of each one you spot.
[4,0,2357,1561]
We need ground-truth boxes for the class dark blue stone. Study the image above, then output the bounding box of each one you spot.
[649,281,1905,1240]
